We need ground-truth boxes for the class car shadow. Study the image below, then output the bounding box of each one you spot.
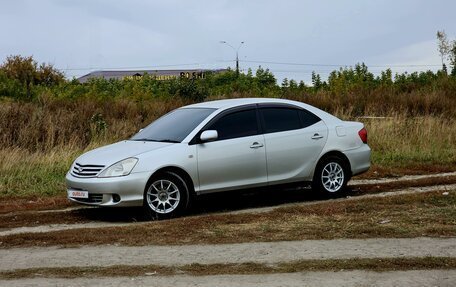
[72,185,349,223]
[189,186,320,215]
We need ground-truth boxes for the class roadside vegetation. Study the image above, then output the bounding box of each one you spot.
[1,32,456,198]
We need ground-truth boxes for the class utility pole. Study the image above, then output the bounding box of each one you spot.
[220,41,244,76]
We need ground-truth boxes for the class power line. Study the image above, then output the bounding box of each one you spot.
[59,62,224,71]
[58,59,442,72]
[240,59,442,68]
[268,67,438,73]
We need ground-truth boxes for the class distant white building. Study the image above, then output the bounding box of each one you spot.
[77,69,227,83]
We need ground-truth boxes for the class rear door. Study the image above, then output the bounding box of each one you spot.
[259,105,328,184]
[196,107,268,193]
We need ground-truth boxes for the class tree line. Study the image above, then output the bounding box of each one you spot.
[1,30,455,102]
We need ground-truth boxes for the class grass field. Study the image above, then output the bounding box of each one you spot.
[1,80,456,199]
[1,107,455,198]
[1,57,456,200]
[364,114,456,166]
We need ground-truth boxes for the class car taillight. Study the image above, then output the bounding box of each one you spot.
[358,127,368,144]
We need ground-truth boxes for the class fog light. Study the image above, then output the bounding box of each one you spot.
[112,194,121,203]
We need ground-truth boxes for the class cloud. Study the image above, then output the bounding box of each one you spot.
[0,0,454,81]
[365,39,442,74]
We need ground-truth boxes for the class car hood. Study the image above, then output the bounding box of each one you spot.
[75,140,173,167]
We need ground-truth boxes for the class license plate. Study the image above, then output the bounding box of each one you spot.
[68,190,89,199]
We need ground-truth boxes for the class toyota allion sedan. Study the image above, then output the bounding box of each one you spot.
[66,98,370,218]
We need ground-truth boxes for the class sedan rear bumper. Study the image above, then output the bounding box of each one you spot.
[344,144,371,176]
[65,171,152,207]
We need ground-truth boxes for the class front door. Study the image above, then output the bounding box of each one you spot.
[197,108,268,193]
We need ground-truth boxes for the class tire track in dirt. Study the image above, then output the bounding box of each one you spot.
[214,183,456,215]
[1,237,455,271]
[1,183,455,236]
[2,171,455,218]
[350,171,456,185]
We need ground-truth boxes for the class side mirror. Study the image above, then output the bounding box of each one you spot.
[200,130,218,142]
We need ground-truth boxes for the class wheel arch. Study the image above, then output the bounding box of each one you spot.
[314,150,352,179]
[145,166,196,196]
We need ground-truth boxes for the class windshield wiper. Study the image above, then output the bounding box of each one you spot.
[131,138,155,142]
[154,139,180,143]
[131,139,180,143]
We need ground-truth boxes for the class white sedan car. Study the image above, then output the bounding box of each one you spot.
[66,98,370,218]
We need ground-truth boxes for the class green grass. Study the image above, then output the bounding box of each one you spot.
[0,148,78,197]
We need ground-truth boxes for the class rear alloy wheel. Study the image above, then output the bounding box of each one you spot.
[144,171,190,219]
[313,156,349,197]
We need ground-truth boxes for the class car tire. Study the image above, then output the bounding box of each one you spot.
[143,171,190,220]
[312,155,349,197]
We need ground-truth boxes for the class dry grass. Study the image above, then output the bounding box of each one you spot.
[1,106,456,198]
[0,196,70,215]
[349,175,456,195]
[1,257,455,279]
[286,84,456,119]
[362,115,456,166]
[0,97,188,151]
[0,95,455,198]
[1,190,454,248]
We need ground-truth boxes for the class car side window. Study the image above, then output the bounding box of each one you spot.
[207,109,259,141]
[261,108,302,133]
[299,109,321,128]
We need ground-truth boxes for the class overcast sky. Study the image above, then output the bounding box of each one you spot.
[1,0,455,83]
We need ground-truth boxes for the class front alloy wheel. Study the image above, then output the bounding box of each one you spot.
[143,171,190,219]
[146,179,181,214]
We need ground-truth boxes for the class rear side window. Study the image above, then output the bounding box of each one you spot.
[207,109,259,140]
[299,109,321,128]
[261,108,301,133]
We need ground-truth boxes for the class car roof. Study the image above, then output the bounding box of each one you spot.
[184,98,304,110]
[183,98,341,125]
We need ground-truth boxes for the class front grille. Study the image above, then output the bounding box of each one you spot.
[72,163,105,177]
[72,193,104,203]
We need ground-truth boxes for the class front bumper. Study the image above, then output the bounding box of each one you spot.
[65,171,152,207]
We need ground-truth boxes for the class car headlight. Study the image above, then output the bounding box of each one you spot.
[98,158,138,178]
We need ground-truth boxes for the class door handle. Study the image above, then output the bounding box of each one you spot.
[311,133,324,140]
[250,142,264,149]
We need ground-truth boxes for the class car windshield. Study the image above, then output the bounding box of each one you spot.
[130,108,216,143]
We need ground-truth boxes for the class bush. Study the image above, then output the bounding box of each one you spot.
[0,55,64,98]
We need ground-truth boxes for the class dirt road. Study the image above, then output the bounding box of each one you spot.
[1,172,455,286]
[1,270,455,287]
[2,182,456,236]
[1,237,455,271]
